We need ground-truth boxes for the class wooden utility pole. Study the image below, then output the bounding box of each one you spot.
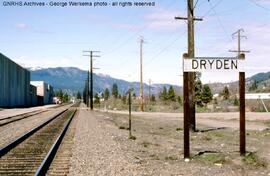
[229,29,250,56]
[175,0,202,131]
[175,0,203,159]
[85,78,89,107]
[83,50,100,110]
[139,37,144,112]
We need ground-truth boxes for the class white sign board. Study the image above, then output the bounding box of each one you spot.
[245,93,270,100]
[183,57,244,72]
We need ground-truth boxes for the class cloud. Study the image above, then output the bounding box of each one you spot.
[144,8,185,29]
[15,23,28,29]
[14,23,54,34]
[254,0,270,5]
[113,23,143,30]
[114,8,184,31]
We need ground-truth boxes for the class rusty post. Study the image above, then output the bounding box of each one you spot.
[239,53,246,155]
[128,90,132,137]
[183,53,190,159]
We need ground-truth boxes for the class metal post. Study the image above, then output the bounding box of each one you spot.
[239,53,246,155]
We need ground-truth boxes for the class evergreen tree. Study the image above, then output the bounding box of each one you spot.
[76,91,82,99]
[121,94,127,104]
[233,95,239,106]
[177,96,183,106]
[159,86,168,101]
[150,95,156,102]
[195,79,203,106]
[168,86,176,101]
[201,84,213,106]
[249,81,258,91]
[112,83,118,98]
[62,93,69,103]
[94,93,100,104]
[104,88,110,100]
[213,97,218,105]
[221,86,230,100]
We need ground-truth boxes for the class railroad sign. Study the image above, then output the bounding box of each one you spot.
[183,57,244,72]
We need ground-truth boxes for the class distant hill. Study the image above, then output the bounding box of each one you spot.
[208,71,270,94]
[247,71,270,83]
[29,67,270,96]
[29,67,181,96]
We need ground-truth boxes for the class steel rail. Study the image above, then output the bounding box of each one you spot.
[0,110,48,127]
[0,108,68,157]
[34,109,77,176]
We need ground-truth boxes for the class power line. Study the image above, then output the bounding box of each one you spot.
[207,1,234,43]
[202,0,224,18]
[127,30,187,76]
[101,0,179,57]
[247,0,270,12]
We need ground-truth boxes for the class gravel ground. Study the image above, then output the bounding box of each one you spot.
[99,110,270,131]
[69,105,270,175]
[69,105,148,176]
[0,106,69,147]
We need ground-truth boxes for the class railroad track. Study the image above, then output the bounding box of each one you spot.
[0,103,76,128]
[0,105,78,175]
[0,110,49,127]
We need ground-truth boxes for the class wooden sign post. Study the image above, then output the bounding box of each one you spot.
[239,53,245,155]
[182,53,246,158]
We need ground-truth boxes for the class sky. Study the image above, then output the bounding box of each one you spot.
[0,0,270,86]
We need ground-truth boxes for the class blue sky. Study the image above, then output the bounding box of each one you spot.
[0,0,270,86]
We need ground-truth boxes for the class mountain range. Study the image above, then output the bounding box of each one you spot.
[29,67,270,96]
[29,67,181,96]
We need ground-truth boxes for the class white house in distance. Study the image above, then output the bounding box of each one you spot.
[30,81,54,105]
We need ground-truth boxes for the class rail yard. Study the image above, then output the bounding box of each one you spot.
[0,102,269,175]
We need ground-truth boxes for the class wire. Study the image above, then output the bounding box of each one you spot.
[247,0,270,12]
[101,0,178,56]
[207,1,233,43]
[202,0,223,18]
[193,0,200,9]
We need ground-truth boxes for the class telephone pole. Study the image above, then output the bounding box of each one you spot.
[175,0,203,159]
[148,79,151,102]
[175,0,203,132]
[139,37,144,112]
[83,50,100,110]
[85,78,89,107]
[229,29,250,57]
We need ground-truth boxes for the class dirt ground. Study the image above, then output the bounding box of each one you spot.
[94,110,270,175]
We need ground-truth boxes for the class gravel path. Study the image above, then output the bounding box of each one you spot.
[69,105,146,176]
[68,106,270,175]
